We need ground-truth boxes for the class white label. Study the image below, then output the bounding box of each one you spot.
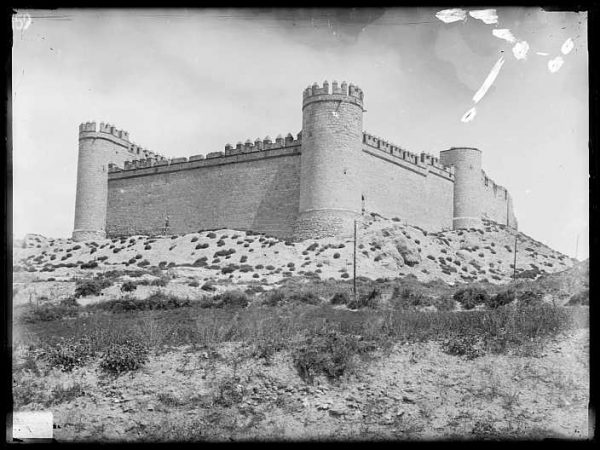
[12,411,53,440]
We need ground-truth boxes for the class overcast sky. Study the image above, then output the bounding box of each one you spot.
[12,8,588,259]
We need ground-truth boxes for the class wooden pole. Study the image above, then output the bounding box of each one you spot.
[512,230,518,281]
[575,233,580,260]
[353,219,357,303]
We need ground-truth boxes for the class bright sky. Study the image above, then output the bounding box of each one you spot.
[12,8,589,259]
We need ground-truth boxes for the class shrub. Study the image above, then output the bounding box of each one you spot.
[518,290,544,307]
[567,289,589,306]
[266,265,275,271]
[120,281,137,292]
[330,292,350,305]
[80,260,98,269]
[306,243,319,252]
[195,243,209,250]
[212,291,249,309]
[99,339,149,375]
[453,287,489,310]
[441,333,485,360]
[150,277,169,287]
[221,264,238,275]
[20,302,79,323]
[262,289,286,306]
[434,296,456,311]
[341,273,349,279]
[188,280,200,287]
[333,252,341,259]
[486,290,515,309]
[191,237,198,243]
[42,337,92,372]
[292,328,365,384]
[201,282,216,292]
[288,290,320,305]
[74,277,113,298]
[349,288,380,309]
[214,248,236,258]
[137,259,150,267]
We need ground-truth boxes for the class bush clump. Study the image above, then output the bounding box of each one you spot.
[210,290,249,309]
[441,333,485,360]
[485,290,515,309]
[94,293,190,313]
[120,281,137,292]
[80,260,98,269]
[517,289,544,307]
[74,277,113,298]
[330,292,350,305]
[41,337,92,372]
[292,328,366,384]
[20,301,79,323]
[99,339,149,375]
[567,289,589,306]
[453,286,489,310]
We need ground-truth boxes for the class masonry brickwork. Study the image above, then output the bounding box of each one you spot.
[73,80,518,242]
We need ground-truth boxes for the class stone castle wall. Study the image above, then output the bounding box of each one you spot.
[360,133,455,231]
[106,146,301,238]
[73,80,519,242]
[481,171,518,228]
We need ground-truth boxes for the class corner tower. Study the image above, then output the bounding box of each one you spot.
[72,122,134,241]
[294,80,364,240]
[439,147,483,230]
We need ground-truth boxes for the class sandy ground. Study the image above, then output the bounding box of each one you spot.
[12,327,589,441]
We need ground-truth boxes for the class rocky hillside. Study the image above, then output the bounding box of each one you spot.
[14,216,574,287]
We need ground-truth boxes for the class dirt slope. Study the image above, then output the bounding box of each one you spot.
[14,217,574,287]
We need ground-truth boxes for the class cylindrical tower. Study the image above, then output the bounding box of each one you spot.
[439,147,483,230]
[72,122,109,241]
[294,80,365,240]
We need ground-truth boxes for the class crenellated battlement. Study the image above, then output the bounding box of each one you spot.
[111,130,302,173]
[223,132,301,156]
[302,80,364,109]
[482,170,508,198]
[362,132,454,179]
[78,121,167,161]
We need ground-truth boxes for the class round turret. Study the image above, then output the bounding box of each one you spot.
[294,80,365,240]
[73,123,110,241]
[439,147,483,230]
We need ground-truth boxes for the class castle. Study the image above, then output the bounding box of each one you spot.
[72,80,518,242]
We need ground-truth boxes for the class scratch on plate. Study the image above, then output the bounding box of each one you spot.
[492,29,516,43]
[548,56,564,73]
[512,41,530,60]
[473,56,505,104]
[435,9,467,23]
[468,9,498,25]
[561,37,574,55]
[461,106,477,123]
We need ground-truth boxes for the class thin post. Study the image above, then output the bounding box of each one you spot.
[575,234,580,260]
[512,230,518,281]
[353,219,357,303]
